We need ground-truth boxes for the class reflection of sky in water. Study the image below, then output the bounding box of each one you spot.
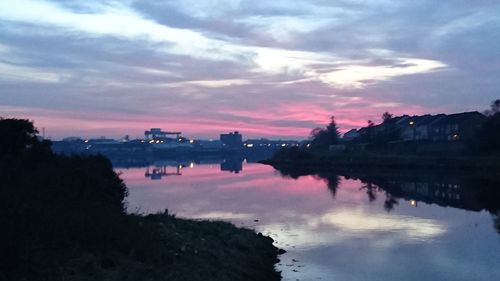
[117,163,500,281]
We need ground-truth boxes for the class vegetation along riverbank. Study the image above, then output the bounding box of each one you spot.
[0,118,282,281]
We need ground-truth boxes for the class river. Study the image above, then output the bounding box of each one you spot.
[116,160,500,281]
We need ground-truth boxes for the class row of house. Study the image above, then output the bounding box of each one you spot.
[343,111,486,142]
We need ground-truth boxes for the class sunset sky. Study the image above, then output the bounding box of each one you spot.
[0,0,499,139]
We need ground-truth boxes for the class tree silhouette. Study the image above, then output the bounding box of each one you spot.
[0,118,50,156]
[360,182,378,202]
[326,175,340,199]
[383,193,399,212]
[310,116,340,149]
[484,99,500,116]
[0,119,133,280]
[382,112,393,123]
[476,100,500,153]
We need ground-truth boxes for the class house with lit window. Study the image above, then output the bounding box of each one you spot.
[401,114,446,141]
[428,112,486,141]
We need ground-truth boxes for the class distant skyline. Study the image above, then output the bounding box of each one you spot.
[1,0,499,139]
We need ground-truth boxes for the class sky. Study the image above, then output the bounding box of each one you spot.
[0,0,499,140]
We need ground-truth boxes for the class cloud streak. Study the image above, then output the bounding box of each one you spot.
[0,0,446,87]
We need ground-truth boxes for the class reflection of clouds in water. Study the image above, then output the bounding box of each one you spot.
[186,211,253,220]
[315,209,447,241]
[257,208,446,250]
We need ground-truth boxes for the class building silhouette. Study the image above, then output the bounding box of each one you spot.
[220,131,243,147]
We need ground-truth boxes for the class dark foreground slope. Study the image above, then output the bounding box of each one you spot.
[0,118,281,281]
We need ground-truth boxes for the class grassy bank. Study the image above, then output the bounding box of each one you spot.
[0,118,282,281]
[45,212,282,281]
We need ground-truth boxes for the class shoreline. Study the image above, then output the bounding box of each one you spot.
[259,152,500,177]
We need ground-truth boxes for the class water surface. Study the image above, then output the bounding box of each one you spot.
[117,162,500,281]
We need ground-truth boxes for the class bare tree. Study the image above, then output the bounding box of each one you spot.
[382,112,393,123]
